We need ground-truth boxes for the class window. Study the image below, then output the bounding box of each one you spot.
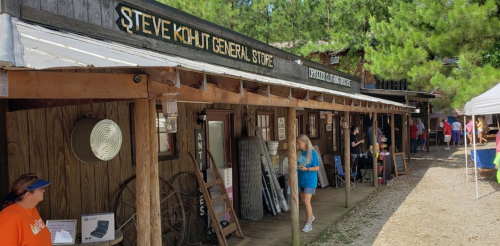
[257,112,274,141]
[156,111,176,158]
[308,113,319,139]
[131,104,177,163]
[296,114,303,136]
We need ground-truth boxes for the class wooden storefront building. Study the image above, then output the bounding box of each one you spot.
[0,0,415,245]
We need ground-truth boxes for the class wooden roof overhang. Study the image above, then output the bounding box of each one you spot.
[0,67,413,114]
[361,89,436,103]
[148,68,414,114]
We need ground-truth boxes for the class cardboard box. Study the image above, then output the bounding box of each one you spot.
[81,213,114,243]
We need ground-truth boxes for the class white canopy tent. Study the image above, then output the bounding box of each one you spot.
[463,82,500,199]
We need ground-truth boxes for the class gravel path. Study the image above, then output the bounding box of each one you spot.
[309,143,500,245]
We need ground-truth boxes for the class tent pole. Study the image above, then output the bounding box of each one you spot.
[464,115,468,181]
[472,112,478,199]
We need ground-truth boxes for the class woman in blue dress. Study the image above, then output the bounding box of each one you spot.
[296,134,320,232]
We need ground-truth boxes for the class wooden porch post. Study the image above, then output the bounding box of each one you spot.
[402,114,407,155]
[343,111,351,207]
[424,102,430,152]
[287,107,299,246]
[134,99,151,246]
[391,113,396,154]
[406,96,411,161]
[149,100,161,246]
[372,112,378,187]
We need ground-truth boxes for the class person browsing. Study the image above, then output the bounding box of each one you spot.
[289,134,320,233]
[442,119,452,150]
[0,173,52,246]
[350,126,364,181]
[451,119,462,146]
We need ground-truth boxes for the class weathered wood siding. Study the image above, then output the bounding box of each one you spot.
[6,102,137,227]
[6,101,336,228]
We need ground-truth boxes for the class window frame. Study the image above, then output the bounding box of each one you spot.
[308,112,320,140]
[257,111,274,141]
[130,103,178,163]
[296,113,304,137]
[155,109,177,161]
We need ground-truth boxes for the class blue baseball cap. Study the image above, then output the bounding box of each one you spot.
[26,179,51,191]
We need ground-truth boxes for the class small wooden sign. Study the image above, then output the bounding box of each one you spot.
[393,152,407,177]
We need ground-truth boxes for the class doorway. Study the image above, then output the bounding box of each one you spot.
[205,110,239,217]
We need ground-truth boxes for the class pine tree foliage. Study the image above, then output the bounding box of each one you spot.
[365,0,500,109]
[155,0,500,109]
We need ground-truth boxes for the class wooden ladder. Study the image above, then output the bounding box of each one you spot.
[188,152,244,246]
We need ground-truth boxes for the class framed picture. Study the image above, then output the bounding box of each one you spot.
[46,220,77,245]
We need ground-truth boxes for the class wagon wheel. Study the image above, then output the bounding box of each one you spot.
[114,175,186,246]
[205,220,234,245]
[169,171,209,245]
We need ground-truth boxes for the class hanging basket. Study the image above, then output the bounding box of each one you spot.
[71,117,123,163]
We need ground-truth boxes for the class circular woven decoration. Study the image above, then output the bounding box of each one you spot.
[90,119,123,161]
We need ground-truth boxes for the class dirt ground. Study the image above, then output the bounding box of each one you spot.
[309,142,500,246]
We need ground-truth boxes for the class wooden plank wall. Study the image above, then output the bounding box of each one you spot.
[6,101,337,229]
[6,101,134,228]
[0,100,8,202]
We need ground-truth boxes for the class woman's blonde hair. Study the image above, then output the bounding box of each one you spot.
[297,134,313,164]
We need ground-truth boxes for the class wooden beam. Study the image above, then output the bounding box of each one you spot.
[372,112,378,187]
[287,107,299,246]
[174,70,180,88]
[202,74,207,91]
[3,71,148,99]
[407,96,429,102]
[239,80,244,95]
[134,99,151,246]
[149,82,410,114]
[8,99,126,112]
[391,113,396,154]
[149,99,161,245]
[143,68,175,86]
[288,88,292,99]
[403,113,408,156]
[343,111,351,207]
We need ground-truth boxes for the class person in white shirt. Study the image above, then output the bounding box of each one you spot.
[451,119,462,146]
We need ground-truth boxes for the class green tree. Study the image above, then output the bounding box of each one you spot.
[237,0,274,44]
[365,0,500,109]
[157,0,244,30]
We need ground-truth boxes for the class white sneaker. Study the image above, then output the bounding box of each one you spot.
[302,223,312,232]
[445,147,450,150]
[311,215,315,223]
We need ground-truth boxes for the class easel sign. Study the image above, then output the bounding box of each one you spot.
[46,220,77,245]
[393,153,407,177]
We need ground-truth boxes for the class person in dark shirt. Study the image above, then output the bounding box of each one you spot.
[350,126,364,181]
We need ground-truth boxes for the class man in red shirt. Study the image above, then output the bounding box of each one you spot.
[442,119,452,150]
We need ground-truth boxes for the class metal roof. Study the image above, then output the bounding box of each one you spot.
[0,14,413,109]
[361,89,436,98]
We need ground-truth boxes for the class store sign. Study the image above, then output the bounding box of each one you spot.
[278,117,286,141]
[116,3,274,68]
[194,129,206,171]
[308,68,351,88]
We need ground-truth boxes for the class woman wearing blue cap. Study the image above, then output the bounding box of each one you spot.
[0,173,52,246]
